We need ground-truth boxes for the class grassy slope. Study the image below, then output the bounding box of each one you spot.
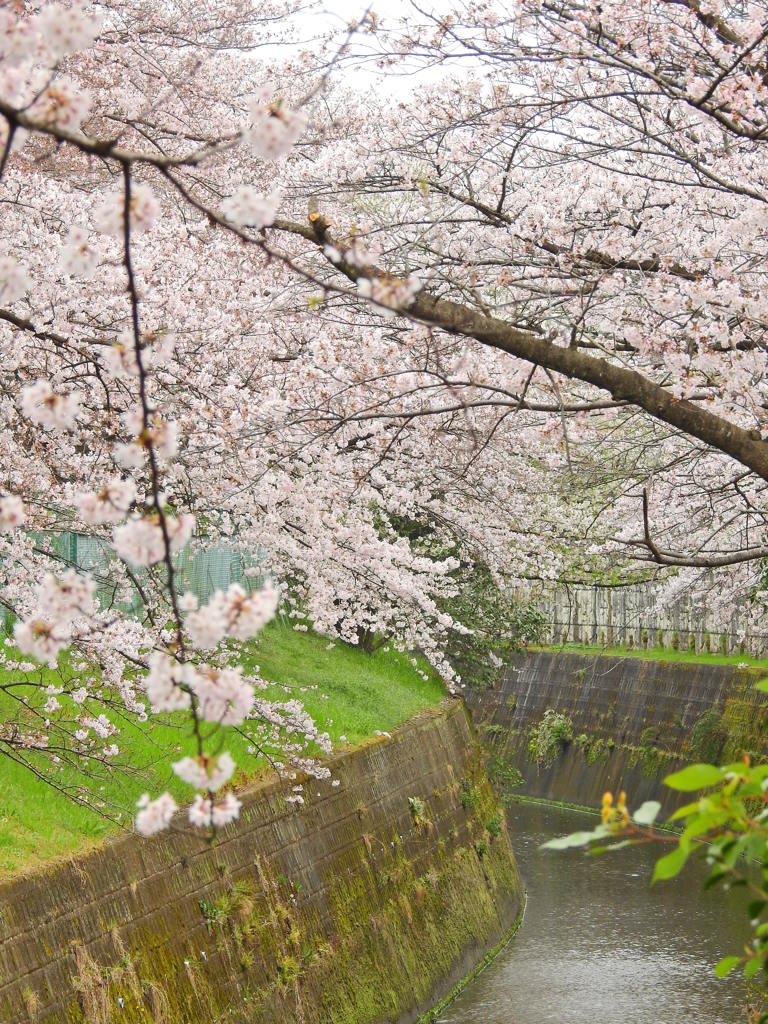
[536,642,768,671]
[0,622,445,877]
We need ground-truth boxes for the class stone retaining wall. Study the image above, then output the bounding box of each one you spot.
[468,651,768,812]
[0,701,522,1024]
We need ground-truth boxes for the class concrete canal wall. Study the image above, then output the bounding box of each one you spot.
[0,701,522,1024]
[468,651,768,813]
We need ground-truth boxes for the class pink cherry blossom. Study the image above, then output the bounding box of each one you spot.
[0,495,25,531]
[28,77,91,131]
[93,184,160,236]
[135,792,178,836]
[60,225,100,278]
[113,513,193,567]
[357,273,421,312]
[245,92,307,159]
[76,479,136,525]
[21,380,80,431]
[102,340,141,378]
[0,256,29,303]
[212,792,241,827]
[14,619,70,665]
[172,751,235,791]
[191,666,254,726]
[36,570,96,624]
[187,792,242,828]
[221,187,279,228]
[144,652,192,713]
[185,581,278,648]
[35,3,101,59]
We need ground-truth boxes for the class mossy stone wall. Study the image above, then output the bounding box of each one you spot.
[0,701,522,1024]
[469,651,768,811]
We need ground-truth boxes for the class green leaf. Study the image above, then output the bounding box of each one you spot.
[668,800,703,822]
[745,956,762,980]
[704,867,730,890]
[749,899,766,920]
[652,843,691,882]
[755,678,768,693]
[743,834,768,863]
[633,800,662,826]
[664,764,724,791]
[541,828,607,850]
[590,840,637,853]
[681,810,731,841]
[714,956,741,978]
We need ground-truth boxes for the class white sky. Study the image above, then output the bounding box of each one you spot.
[284,0,464,97]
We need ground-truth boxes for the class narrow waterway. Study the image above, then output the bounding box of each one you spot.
[440,802,750,1023]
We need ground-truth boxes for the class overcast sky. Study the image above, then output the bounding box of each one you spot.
[285,1,462,97]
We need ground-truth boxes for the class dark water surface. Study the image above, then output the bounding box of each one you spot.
[439,802,750,1024]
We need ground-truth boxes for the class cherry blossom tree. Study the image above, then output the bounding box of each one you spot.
[274,0,768,630]
[0,0,348,834]
[5,0,768,835]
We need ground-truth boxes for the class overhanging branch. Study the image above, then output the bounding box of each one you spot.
[640,488,768,567]
[271,214,768,482]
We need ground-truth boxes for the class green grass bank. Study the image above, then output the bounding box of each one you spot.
[0,622,445,876]
[537,642,768,670]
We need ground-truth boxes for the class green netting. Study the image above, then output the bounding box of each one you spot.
[28,532,266,617]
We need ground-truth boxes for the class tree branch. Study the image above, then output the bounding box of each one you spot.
[640,488,768,566]
[272,215,768,482]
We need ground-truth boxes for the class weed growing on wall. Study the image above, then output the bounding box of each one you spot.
[528,710,574,768]
[690,710,727,763]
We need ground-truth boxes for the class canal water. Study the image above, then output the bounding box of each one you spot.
[439,801,751,1023]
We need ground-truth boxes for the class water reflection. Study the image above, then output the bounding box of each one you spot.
[439,802,749,1023]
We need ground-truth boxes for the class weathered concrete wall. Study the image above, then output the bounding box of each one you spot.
[468,651,768,812]
[0,701,521,1024]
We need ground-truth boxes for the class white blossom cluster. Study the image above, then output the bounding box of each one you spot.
[60,226,100,278]
[0,0,340,844]
[245,90,306,159]
[21,380,80,431]
[113,513,194,567]
[0,256,30,303]
[222,187,279,229]
[93,184,160,237]
[188,792,241,829]
[135,792,178,837]
[28,77,91,131]
[144,654,254,725]
[0,3,100,130]
[14,571,97,665]
[75,479,136,525]
[357,273,421,314]
[185,581,280,649]
[172,751,235,791]
[0,496,25,532]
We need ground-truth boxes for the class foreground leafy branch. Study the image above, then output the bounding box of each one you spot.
[543,693,768,1016]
